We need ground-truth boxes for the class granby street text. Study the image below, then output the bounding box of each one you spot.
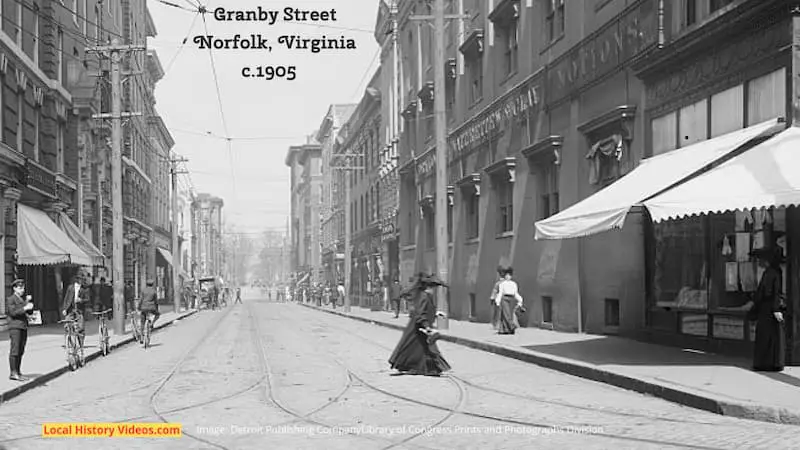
[213,7,338,26]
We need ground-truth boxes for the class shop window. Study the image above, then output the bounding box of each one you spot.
[604,298,620,327]
[542,296,553,323]
[678,99,708,148]
[651,216,708,310]
[710,84,744,137]
[747,68,786,126]
[651,112,678,156]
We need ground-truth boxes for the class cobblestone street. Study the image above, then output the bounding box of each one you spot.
[1,299,799,449]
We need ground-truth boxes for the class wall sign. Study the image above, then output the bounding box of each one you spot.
[546,0,659,105]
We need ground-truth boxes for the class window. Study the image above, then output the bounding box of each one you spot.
[496,179,513,233]
[545,0,565,43]
[747,68,786,126]
[604,298,620,327]
[685,0,697,27]
[466,191,479,239]
[33,11,39,64]
[16,91,23,153]
[542,296,553,323]
[710,85,743,137]
[651,112,677,156]
[468,57,483,104]
[447,201,453,243]
[426,210,435,249]
[82,0,88,35]
[57,29,64,84]
[651,216,708,309]
[503,20,519,76]
[678,99,708,148]
[539,164,559,220]
[57,121,65,173]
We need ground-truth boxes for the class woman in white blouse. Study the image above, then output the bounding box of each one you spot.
[493,267,524,335]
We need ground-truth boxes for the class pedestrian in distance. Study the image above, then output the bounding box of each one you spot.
[6,279,34,382]
[235,287,242,304]
[492,267,525,335]
[390,278,402,318]
[744,246,787,372]
[62,275,89,348]
[388,273,451,377]
[489,265,504,330]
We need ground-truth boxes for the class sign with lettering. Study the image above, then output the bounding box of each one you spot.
[416,149,435,177]
[448,79,541,160]
[712,315,745,340]
[26,161,56,197]
[546,0,658,105]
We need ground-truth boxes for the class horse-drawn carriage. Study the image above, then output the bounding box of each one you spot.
[198,277,220,310]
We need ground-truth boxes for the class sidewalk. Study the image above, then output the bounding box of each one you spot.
[0,308,198,404]
[301,303,800,426]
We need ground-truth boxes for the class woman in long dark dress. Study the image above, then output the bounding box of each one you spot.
[388,274,451,376]
[746,247,787,372]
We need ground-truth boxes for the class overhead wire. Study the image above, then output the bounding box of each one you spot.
[199,8,237,195]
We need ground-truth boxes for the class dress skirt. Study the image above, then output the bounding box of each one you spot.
[753,310,785,371]
[496,296,518,335]
[389,291,451,376]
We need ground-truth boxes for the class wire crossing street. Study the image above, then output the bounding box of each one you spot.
[0,295,798,449]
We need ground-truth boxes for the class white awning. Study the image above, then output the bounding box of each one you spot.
[17,205,94,266]
[643,125,800,222]
[157,247,173,266]
[534,118,783,240]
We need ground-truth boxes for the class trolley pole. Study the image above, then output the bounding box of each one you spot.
[88,39,145,335]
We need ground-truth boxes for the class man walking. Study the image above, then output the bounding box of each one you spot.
[7,279,34,381]
[235,287,242,304]
[390,278,402,318]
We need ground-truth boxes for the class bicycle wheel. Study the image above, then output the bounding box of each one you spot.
[66,334,77,371]
[101,322,109,356]
[143,320,151,349]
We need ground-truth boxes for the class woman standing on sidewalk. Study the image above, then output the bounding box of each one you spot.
[746,247,787,372]
[492,267,524,335]
[388,273,451,376]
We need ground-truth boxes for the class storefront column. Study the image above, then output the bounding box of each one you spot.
[0,187,22,330]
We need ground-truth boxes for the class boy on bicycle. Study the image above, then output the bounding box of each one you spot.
[137,279,160,335]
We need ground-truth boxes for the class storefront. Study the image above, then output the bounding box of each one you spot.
[535,4,800,360]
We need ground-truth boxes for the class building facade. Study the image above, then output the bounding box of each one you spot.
[334,71,383,307]
[190,193,224,279]
[0,0,112,327]
[148,112,173,302]
[318,104,355,285]
[375,0,401,296]
[388,0,800,362]
[285,138,322,285]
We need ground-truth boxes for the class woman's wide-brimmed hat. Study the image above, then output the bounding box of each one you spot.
[417,272,448,288]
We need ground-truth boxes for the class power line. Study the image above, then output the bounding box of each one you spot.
[163,11,202,76]
[200,13,237,195]
[348,46,381,103]
[169,128,304,141]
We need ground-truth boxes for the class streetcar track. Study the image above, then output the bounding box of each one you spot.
[147,305,238,450]
[303,306,733,427]
[295,305,730,450]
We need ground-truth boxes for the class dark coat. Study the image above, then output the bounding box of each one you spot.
[62,283,88,315]
[139,287,158,312]
[6,293,30,330]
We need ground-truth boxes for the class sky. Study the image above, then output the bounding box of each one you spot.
[147,0,381,238]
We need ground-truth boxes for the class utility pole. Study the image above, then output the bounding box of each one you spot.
[88,38,145,335]
[411,0,467,330]
[171,156,189,313]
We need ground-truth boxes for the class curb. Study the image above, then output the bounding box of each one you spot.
[0,309,199,405]
[300,303,800,426]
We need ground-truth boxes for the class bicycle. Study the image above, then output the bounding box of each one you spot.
[128,310,142,344]
[141,311,156,349]
[58,316,84,371]
[92,309,113,356]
